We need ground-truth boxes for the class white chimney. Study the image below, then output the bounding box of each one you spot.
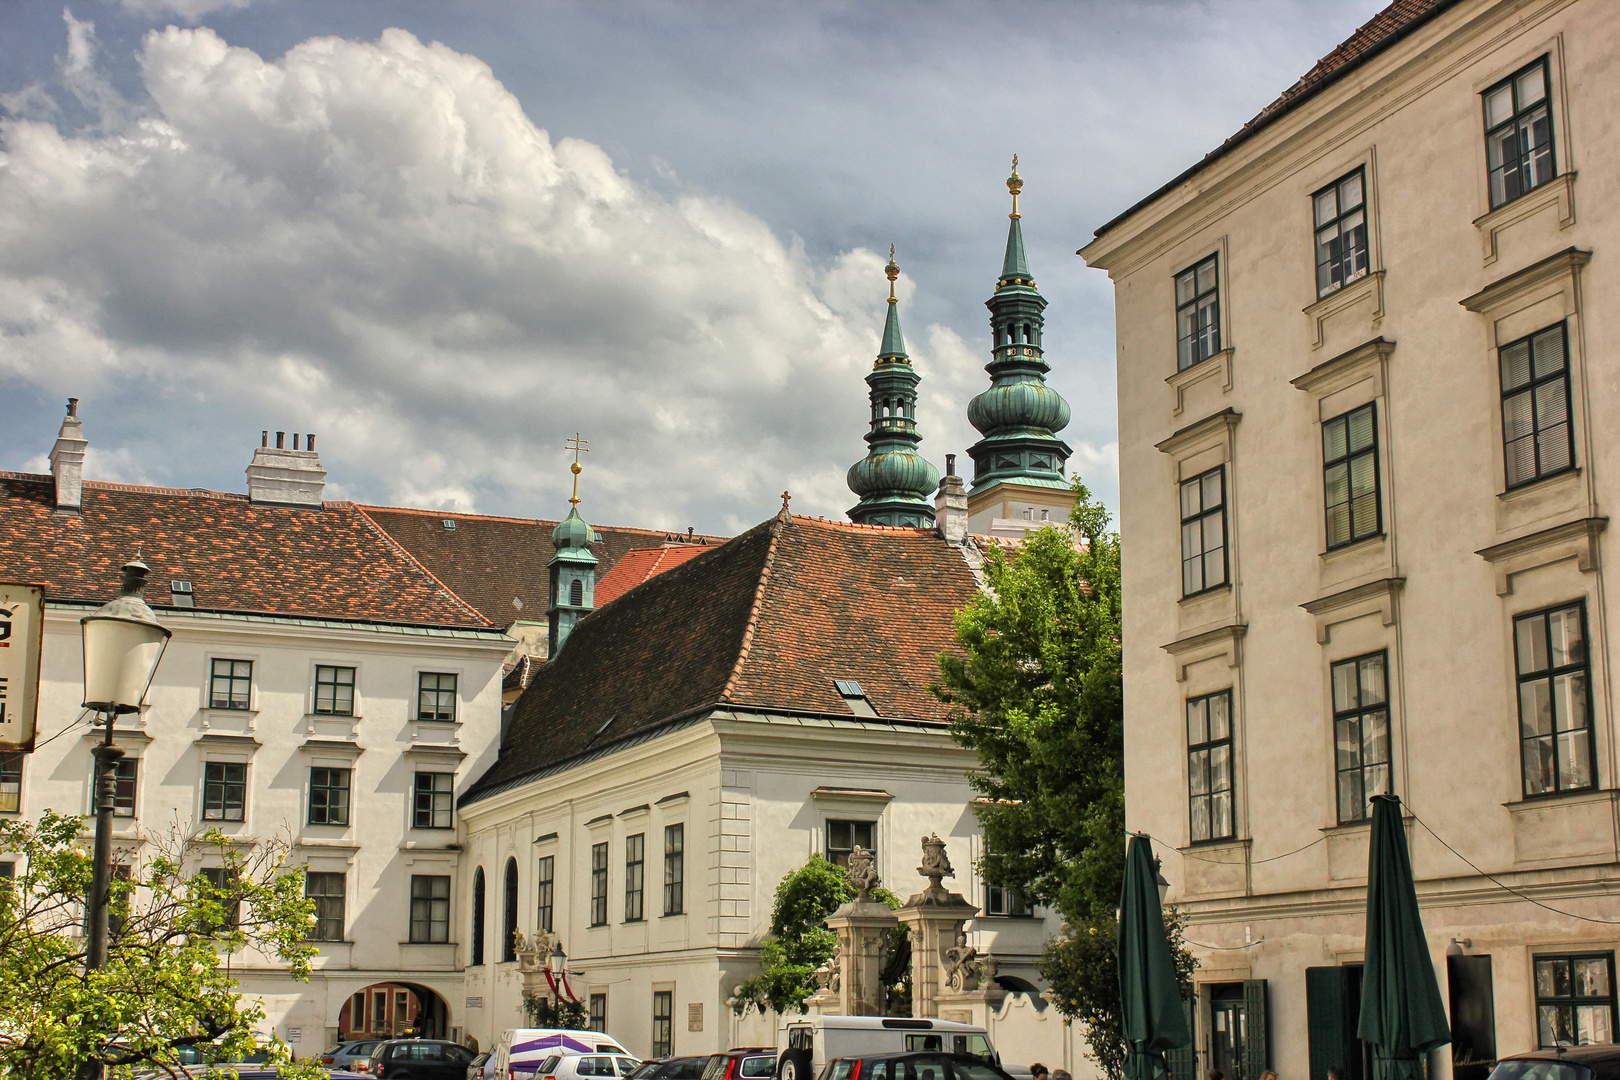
[935,453,968,545]
[245,431,327,507]
[49,398,88,512]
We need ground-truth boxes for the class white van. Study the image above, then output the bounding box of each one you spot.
[493,1029,633,1079]
[775,1016,999,1080]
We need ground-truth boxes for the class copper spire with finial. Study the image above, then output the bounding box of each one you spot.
[1007,154,1022,220]
[885,244,899,303]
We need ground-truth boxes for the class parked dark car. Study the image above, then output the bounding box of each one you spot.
[1488,1047,1620,1080]
[367,1039,478,1079]
[703,1048,778,1080]
[817,1053,1014,1080]
[629,1058,712,1080]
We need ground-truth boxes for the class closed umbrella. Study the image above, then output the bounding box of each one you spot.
[1119,833,1190,1080]
[1359,794,1451,1080]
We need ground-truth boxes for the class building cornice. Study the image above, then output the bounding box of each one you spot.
[1291,337,1397,393]
[1458,246,1592,313]
[43,601,513,649]
[1155,408,1241,457]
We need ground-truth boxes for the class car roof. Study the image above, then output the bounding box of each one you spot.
[842,1053,991,1062]
[787,1019,987,1034]
[1502,1049,1620,1080]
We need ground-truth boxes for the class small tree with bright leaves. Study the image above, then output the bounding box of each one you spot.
[0,810,324,1079]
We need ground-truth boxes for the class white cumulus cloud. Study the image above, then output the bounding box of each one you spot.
[0,21,993,531]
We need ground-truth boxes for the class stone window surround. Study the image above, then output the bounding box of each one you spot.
[1461,248,1593,519]
[1299,145,1386,350]
[1162,625,1250,852]
[202,650,261,720]
[1157,408,1243,635]
[309,659,362,719]
[1165,234,1232,382]
[1469,33,1577,265]
[1292,337,1399,567]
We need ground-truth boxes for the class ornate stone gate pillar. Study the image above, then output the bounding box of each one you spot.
[896,834,998,1019]
[808,846,898,1016]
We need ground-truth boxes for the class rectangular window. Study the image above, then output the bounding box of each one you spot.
[1535,953,1615,1047]
[202,762,246,822]
[1187,690,1235,843]
[208,659,252,710]
[664,824,684,916]
[1332,652,1391,824]
[1516,601,1594,797]
[0,753,22,813]
[589,993,607,1034]
[111,758,137,818]
[308,767,352,827]
[1501,323,1574,489]
[1485,57,1556,209]
[589,841,609,926]
[409,874,450,943]
[652,990,674,1058]
[536,855,555,933]
[412,772,453,829]
[306,871,346,942]
[984,883,1032,917]
[200,866,240,931]
[1313,169,1369,298]
[314,665,356,716]
[1179,467,1228,597]
[624,833,645,922]
[417,672,457,722]
[1323,402,1381,549]
[1175,254,1221,371]
[826,820,876,868]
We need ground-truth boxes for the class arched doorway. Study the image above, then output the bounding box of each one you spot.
[337,982,451,1041]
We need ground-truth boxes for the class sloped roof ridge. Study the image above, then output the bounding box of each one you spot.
[355,500,727,540]
[1091,0,1459,239]
[351,505,493,627]
[720,515,785,702]
[790,513,937,535]
[0,471,254,501]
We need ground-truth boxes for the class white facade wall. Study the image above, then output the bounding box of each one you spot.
[15,601,509,1052]
[457,710,1062,1060]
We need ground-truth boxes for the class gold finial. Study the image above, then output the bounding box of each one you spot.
[1007,154,1022,220]
[565,432,589,507]
[885,244,899,303]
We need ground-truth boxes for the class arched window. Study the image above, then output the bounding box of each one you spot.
[1023,323,1032,343]
[569,579,583,607]
[502,858,519,963]
[470,867,486,966]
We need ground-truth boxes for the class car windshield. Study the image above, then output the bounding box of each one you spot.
[740,1057,776,1078]
[1488,1062,1590,1080]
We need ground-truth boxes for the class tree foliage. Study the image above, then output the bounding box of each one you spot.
[1042,909,1198,1080]
[732,855,904,1016]
[938,477,1195,1078]
[524,993,588,1029]
[938,477,1125,920]
[0,810,324,1080]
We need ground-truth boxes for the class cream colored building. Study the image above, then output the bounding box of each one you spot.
[1081,2,1619,1079]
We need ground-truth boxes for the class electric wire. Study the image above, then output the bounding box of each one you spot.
[29,708,93,752]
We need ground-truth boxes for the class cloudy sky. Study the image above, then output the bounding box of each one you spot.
[0,0,1384,535]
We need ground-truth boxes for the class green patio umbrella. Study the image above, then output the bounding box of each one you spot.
[1358,794,1451,1080]
[1119,833,1190,1080]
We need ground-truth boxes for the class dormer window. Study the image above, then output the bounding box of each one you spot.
[834,679,877,718]
[441,519,456,530]
[170,581,194,608]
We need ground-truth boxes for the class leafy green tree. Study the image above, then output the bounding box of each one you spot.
[937,477,1124,921]
[523,993,588,1029]
[938,477,1195,1078]
[732,855,905,1016]
[0,810,324,1080]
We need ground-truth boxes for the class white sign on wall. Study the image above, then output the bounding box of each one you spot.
[0,584,44,753]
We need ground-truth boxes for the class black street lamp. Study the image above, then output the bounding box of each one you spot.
[77,558,169,1080]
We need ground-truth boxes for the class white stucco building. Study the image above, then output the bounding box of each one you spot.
[1081,2,1620,1079]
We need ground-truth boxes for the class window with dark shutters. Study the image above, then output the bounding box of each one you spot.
[1307,967,1349,1080]
[1165,997,1197,1080]
[1243,980,1270,1080]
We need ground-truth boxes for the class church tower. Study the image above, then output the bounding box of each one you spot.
[846,249,940,527]
[965,159,1074,535]
[547,434,599,656]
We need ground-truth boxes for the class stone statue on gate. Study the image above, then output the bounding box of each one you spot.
[847,846,879,900]
[917,833,955,904]
[944,931,981,991]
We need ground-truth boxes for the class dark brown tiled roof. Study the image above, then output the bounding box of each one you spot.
[357,505,726,630]
[1091,0,1460,239]
[0,473,489,626]
[595,543,714,606]
[464,513,981,804]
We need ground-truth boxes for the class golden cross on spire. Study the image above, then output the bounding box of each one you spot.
[565,432,589,507]
[885,244,899,302]
[1007,154,1023,220]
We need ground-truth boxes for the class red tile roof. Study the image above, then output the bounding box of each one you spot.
[356,505,727,630]
[594,543,714,606]
[463,513,981,804]
[1092,0,1461,238]
[0,473,490,627]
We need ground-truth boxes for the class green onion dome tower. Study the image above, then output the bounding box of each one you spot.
[965,158,1073,497]
[846,247,940,527]
[547,434,599,656]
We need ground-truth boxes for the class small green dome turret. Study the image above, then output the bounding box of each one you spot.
[551,505,600,551]
[846,248,939,528]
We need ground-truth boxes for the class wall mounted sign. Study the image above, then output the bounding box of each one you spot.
[0,584,44,753]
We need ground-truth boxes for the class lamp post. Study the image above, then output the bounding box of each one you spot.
[78,558,169,1079]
